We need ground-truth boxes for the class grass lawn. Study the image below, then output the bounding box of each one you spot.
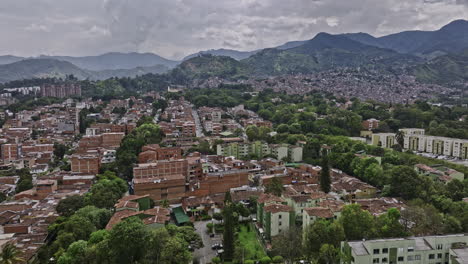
[237,223,267,260]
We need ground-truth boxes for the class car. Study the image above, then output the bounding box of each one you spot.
[209,233,215,238]
[211,244,220,250]
[252,217,257,222]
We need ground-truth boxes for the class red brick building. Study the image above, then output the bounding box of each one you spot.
[133,159,189,179]
[362,118,380,131]
[101,133,125,148]
[1,144,19,162]
[133,175,187,203]
[138,144,183,163]
[71,154,100,175]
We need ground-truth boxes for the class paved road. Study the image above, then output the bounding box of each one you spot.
[193,221,221,264]
[191,109,204,138]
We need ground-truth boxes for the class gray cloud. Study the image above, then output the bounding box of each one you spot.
[0,0,466,59]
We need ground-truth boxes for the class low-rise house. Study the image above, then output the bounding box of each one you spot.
[415,164,464,183]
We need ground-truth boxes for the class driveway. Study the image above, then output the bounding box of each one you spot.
[193,221,222,264]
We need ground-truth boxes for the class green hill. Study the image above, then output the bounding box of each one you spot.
[169,54,250,82]
[413,49,468,84]
[242,33,420,76]
[0,59,93,83]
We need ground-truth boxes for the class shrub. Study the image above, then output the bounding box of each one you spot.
[272,256,284,263]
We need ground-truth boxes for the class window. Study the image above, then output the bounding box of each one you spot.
[382,248,388,254]
[382,257,388,263]
[415,255,421,260]
[373,258,380,264]
[398,256,404,262]
[437,253,442,259]
[279,221,282,226]
[407,255,414,261]
[437,244,443,250]
[374,249,380,254]
[429,254,435,259]
[408,247,414,252]
[398,248,404,253]
[278,215,282,219]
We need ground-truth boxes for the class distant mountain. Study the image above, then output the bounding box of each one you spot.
[183,41,310,61]
[242,33,420,76]
[41,52,179,71]
[0,55,24,65]
[0,59,92,83]
[169,54,250,82]
[275,40,308,50]
[0,58,171,83]
[344,20,468,57]
[413,48,468,84]
[183,49,258,61]
[92,64,170,79]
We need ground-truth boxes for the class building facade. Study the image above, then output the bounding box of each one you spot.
[342,234,468,264]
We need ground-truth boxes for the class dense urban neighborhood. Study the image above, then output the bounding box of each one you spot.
[0,2,468,263]
[0,79,466,264]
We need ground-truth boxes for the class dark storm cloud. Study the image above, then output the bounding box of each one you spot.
[0,0,466,59]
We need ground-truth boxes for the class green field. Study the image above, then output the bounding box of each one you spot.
[237,223,267,260]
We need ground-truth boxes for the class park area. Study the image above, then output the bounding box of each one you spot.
[237,223,267,261]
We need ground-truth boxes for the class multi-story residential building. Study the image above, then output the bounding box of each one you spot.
[399,128,425,136]
[70,154,100,175]
[133,159,189,180]
[362,118,380,131]
[371,133,396,148]
[133,174,187,203]
[40,83,81,98]
[1,144,19,162]
[217,141,303,162]
[342,234,467,264]
[256,193,293,240]
[138,144,183,163]
[402,133,468,159]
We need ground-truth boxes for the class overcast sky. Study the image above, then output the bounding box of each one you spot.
[0,0,467,60]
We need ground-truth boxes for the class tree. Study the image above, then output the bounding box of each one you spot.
[108,217,150,264]
[0,243,23,264]
[15,169,33,193]
[319,244,340,264]
[160,237,192,264]
[246,125,259,141]
[400,202,446,235]
[395,130,404,148]
[388,166,427,200]
[152,98,168,112]
[223,193,235,261]
[56,195,85,217]
[446,179,467,201]
[276,124,289,134]
[265,177,284,197]
[85,177,127,209]
[271,226,303,264]
[376,208,408,238]
[57,240,89,264]
[54,143,68,160]
[304,220,345,260]
[320,155,331,193]
[339,204,375,240]
[136,115,154,127]
[362,163,386,188]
